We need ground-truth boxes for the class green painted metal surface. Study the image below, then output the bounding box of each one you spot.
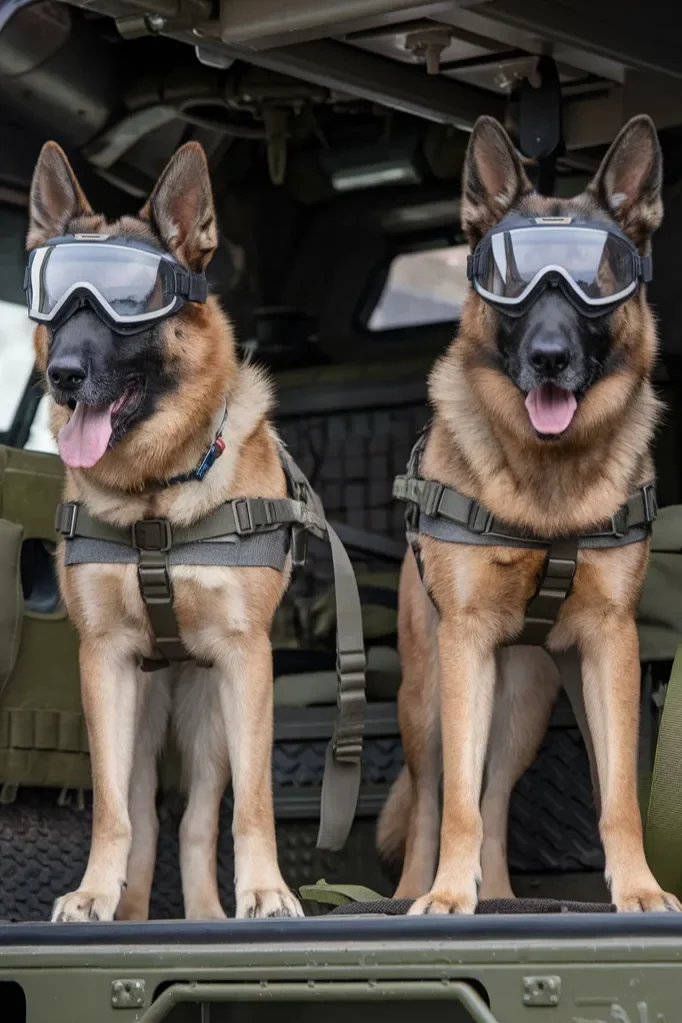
[2,916,682,1023]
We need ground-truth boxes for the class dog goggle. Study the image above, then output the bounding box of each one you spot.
[24,235,208,334]
[467,215,652,318]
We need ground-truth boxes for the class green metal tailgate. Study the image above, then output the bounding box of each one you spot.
[1,914,682,1023]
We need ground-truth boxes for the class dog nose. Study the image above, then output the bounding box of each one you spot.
[48,357,87,391]
[528,337,570,377]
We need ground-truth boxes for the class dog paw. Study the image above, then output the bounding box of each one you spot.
[407,889,477,916]
[613,886,682,913]
[52,890,119,922]
[236,887,304,919]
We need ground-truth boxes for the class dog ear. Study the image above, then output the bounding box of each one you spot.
[588,114,663,243]
[27,142,93,250]
[461,116,533,244]
[141,142,218,271]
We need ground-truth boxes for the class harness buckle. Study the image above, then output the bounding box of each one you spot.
[232,498,256,535]
[291,525,307,568]
[333,648,367,765]
[468,502,494,534]
[421,482,444,518]
[642,483,658,524]
[132,519,172,552]
[610,507,627,539]
[55,502,78,540]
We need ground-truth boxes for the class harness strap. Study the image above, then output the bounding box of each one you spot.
[393,473,658,546]
[521,539,578,646]
[55,451,367,852]
[394,424,658,647]
[278,450,367,851]
[55,496,316,547]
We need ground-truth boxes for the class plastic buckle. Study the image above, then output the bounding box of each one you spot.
[132,519,172,551]
[468,502,494,534]
[642,483,658,523]
[55,503,78,539]
[291,525,307,569]
[610,507,627,539]
[232,499,255,535]
[421,483,444,518]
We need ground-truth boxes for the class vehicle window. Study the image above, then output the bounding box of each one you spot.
[367,243,469,331]
[0,204,57,453]
[0,297,36,433]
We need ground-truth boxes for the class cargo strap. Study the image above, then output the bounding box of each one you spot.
[54,448,366,852]
[394,425,658,646]
[299,879,384,907]
[645,644,682,898]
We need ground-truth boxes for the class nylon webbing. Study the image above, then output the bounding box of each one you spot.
[519,539,578,646]
[645,644,682,898]
[137,547,189,669]
[54,448,367,851]
[393,473,658,549]
[394,425,658,647]
[0,709,89,753]
[279,449,367,852]
[299,879,383,906]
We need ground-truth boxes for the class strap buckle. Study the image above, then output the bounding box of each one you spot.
[468,502,494,534]
[231,498,256,535]
[333,648,367,765]
[132,519,172,552]
[55,502,78,540]
[291,525,307,568]
[610,506,628,540]
[421,482,444,518]
[642,483,658,524]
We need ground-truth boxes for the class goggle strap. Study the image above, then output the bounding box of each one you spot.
[640,253,653,283]
[175,266,208,303]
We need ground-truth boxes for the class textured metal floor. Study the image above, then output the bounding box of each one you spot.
[0,721,602,922]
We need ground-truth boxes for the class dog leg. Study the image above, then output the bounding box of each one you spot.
[176,666,231,920]
[378,550,441,898]
[52,642,142,922]
[218,632,302,919]
[390,579,441,899]
[479,647,559,900]
[580,616,681,912]
[409,619,498,915]
[116,674,170,921]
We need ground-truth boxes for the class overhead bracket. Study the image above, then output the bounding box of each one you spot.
[517,54,565,196]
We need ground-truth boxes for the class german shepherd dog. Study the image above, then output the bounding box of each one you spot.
[377,114,681,913]
[27,142,304,921]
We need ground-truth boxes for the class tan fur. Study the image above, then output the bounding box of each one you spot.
[30,142,302,922]
[378,115,680,915]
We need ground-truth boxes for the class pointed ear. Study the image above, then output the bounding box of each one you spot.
[27,142,93,250]
[141,142,217,271]
[588,114,663,243]
[460,116,533,245]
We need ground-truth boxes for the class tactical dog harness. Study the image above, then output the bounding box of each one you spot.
[54,446,366,852]
[393,425,658,646]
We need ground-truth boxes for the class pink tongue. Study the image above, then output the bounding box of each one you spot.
[58,402,115,468]
[525,384,577,436]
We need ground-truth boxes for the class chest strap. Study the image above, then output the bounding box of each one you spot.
[55,451,366,853]
[393,429,658,646]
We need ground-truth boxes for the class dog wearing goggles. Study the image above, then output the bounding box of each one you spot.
[378,114,680,913]
[27,141,304,922]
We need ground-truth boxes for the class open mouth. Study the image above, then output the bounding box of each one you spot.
[57,385,144,469]
[524,383,578,438]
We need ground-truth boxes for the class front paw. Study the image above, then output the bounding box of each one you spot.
[236,887,304,919]
[408,888,477,916]
[613,885,682,913]
[52,889,120,922]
